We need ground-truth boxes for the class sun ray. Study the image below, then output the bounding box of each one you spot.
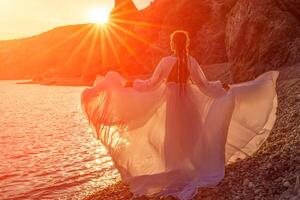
[109,28,140,58]
[82,25,100,76]
[100,25,107,69]
[110,18,172,30]
[106,25,144,74]
[105,25,130,74]
[103,26,121,66]
[41,24,93,57]
[106,26,136,57]
[109,21,165,53]
[63,25,95,70]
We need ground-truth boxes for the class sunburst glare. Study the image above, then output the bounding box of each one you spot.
[88,7,110,25]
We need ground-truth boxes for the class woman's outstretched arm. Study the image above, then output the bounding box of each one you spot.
[190,58,228,98]
[127,58,167,90]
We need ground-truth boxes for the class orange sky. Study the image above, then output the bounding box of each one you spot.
[0,0,151,40]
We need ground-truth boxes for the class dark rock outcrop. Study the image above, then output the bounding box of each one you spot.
[194,0,228,64]
[226,0,300,82]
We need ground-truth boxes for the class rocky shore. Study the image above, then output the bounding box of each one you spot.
[84,64,300,200]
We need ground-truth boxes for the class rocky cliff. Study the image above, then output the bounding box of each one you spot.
[226,0,300,82]
[143,0,300,82]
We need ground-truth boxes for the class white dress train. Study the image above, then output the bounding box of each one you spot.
[81,56,278,200]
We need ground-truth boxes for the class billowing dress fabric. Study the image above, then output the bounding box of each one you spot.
[81,56,278,200]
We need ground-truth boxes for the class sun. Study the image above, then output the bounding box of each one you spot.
[88,7,110,25]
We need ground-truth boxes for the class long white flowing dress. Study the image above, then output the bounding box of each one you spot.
[81,55,278,200]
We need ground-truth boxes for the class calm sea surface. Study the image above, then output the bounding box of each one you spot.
[0,81,119,200]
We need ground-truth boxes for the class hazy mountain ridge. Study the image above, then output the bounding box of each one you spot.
[0,24,103,80]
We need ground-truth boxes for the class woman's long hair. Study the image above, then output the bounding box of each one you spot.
[168,30,190,93]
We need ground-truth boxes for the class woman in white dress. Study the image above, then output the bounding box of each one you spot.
[81,31,278,200]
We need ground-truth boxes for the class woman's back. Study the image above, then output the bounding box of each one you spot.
[167,55,191,84]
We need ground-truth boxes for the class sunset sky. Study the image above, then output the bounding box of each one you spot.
[0,0,151,40]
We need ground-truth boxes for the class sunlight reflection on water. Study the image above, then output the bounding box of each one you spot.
[0,81,119,200]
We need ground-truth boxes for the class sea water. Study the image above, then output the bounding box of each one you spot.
[0,81,118,200]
